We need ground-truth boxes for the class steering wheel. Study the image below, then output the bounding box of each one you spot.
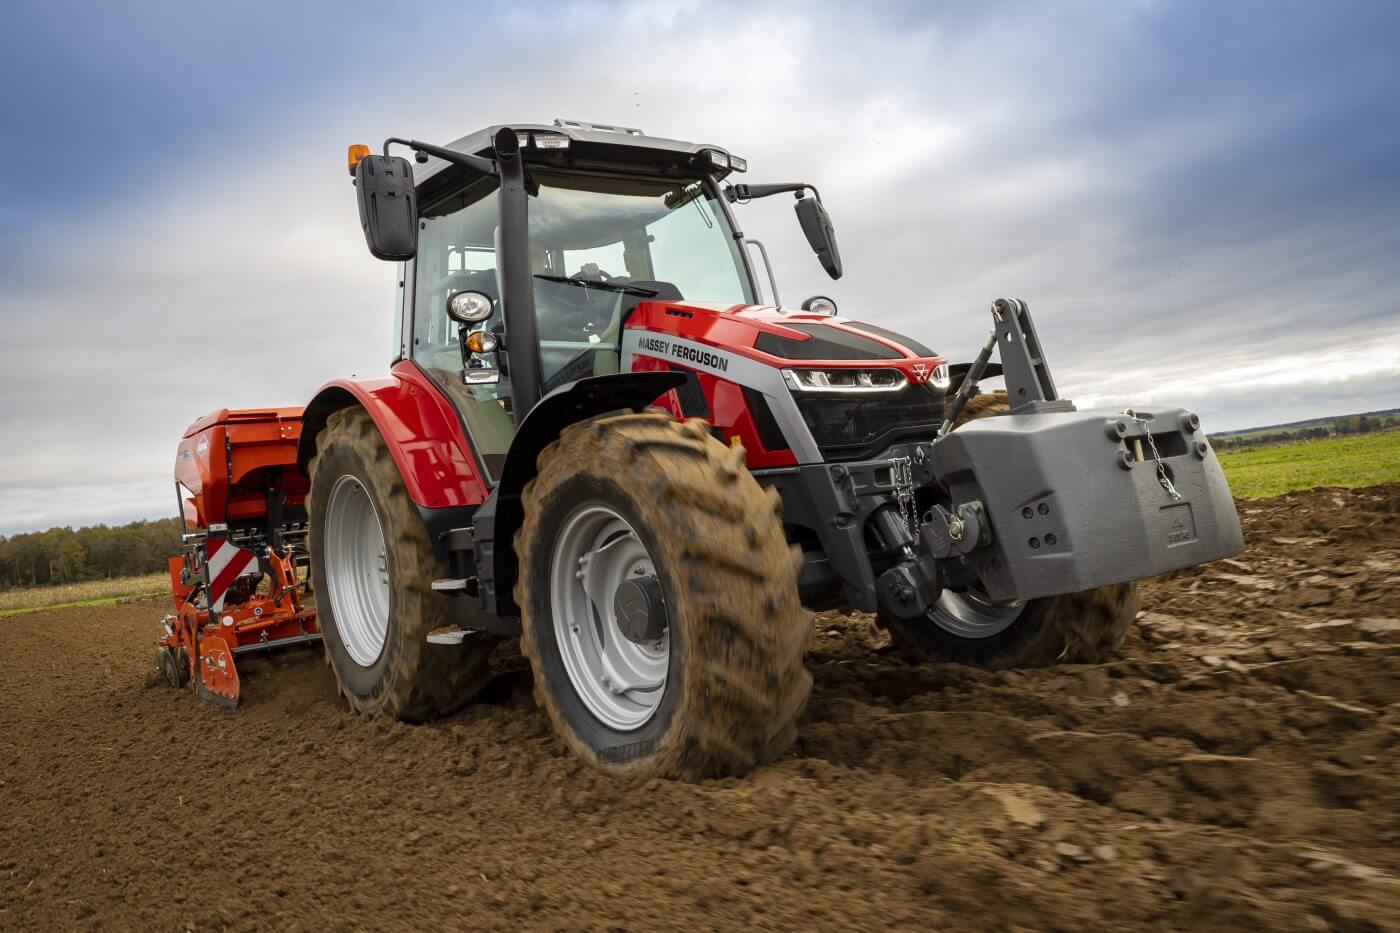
[570,264,615,284]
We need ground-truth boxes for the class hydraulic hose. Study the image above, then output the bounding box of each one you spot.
[938,330,999,437]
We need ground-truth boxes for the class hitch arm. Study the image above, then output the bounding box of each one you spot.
[940,298,1074,437]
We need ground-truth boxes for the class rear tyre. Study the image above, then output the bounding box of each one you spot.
[879,390,1141,668]
[310,407,497,720]
[516,411,812,780]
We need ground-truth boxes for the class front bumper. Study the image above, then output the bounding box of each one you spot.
[928,406,1244,603]
[758,405,1244,614]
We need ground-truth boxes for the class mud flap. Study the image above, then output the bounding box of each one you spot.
[196,632,240,710]
[930,406,1244,603]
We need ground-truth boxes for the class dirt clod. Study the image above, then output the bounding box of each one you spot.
[1,484,1398,929]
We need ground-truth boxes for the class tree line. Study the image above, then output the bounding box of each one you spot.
[1212,414,1397,451]
[0,518,183,589]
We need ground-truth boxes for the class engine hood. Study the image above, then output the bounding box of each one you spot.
[625,300,946,382]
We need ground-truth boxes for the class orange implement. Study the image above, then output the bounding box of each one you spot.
[158,407,320,709]
[196,631,240,709]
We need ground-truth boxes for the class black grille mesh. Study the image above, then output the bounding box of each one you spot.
[671,367,712,419]
[794,385,946,460]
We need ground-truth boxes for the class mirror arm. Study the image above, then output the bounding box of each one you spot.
[384,137,498,176]
[726,182,823,204]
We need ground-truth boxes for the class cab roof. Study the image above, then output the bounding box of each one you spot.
[412,119,740,189]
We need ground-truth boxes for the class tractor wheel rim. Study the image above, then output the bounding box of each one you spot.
[928,588,1023,639]
[550,502,668,732]
[324,474,391,667]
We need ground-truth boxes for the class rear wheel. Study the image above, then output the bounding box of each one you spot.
[516,411,812,780]
[879,390,1141,667]
[310,407,497,720]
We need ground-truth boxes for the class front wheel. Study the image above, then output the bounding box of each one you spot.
[878,583,1140,668]
[516,411,812,780]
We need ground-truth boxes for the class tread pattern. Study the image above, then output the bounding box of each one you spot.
[515,410,813,780]
[310,407,497,721]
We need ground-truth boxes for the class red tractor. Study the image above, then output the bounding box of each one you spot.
[158,120,1242,779]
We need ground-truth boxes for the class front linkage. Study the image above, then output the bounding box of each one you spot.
[784,298,1244,624]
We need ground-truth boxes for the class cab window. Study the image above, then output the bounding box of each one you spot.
[411,179,514,480]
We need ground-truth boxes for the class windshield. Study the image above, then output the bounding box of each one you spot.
[529,172,753,302]
[526,172,754,390]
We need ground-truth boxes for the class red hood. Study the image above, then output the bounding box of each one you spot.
[625,300,947,380]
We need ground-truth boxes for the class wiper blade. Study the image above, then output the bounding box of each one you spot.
[533,274,659,297]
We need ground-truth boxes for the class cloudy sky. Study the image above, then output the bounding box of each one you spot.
[2,0,1398,535]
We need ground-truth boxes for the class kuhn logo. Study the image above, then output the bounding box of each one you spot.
[196,437,209,457]
[911,363,929,383]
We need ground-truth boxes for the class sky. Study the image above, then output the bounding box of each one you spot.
[1,0,1398,535]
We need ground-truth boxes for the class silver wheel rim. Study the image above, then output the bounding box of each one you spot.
[549,503,668,731]
[928,588,1024,639]
[323,474,391,667]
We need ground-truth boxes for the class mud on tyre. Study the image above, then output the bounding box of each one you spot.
[309,407,497,720]
[515,410,812,780]
[879,390,1141,668]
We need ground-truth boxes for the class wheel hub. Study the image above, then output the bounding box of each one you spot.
[928,587,1024,639]
[613,575,666,644]
[550,503,669,731]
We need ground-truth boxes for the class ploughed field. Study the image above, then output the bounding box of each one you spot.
[1,486,1397,931]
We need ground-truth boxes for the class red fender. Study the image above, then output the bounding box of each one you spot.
[297,361,491,509]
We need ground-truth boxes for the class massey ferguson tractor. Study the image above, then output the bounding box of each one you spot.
[156,119,1243,779]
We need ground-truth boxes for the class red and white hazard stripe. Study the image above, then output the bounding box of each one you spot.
[205,538,256,612]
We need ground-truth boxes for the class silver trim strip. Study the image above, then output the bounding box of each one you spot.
[621,330,822,463]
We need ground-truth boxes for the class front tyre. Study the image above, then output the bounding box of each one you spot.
[309,407,497,720]
[516,411,812,780]
[879,584,1140,668]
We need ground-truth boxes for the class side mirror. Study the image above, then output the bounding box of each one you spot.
[354,154,418,261]
[795,195,842,280]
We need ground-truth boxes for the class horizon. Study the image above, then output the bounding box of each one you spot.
[2,0,1399,536]
[3,404,1392,539]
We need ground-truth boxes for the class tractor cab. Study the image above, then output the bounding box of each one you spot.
[349,120,842,478]
[405,151,761,476]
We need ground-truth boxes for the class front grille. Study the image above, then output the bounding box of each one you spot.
[793,384,946,461]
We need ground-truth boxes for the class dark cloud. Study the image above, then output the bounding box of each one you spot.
[2,0,1398,534]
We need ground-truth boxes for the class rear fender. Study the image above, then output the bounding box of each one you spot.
[474,371,685,618]
[297,363,492,510]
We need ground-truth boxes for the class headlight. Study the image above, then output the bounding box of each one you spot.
[924,362,951,390]
[782,368,908,394]
[446,290,494,324]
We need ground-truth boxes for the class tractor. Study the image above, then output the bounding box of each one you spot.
[157,119,1243,779]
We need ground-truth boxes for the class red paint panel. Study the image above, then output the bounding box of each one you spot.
[629,355,797,470]
[309,363,491,509]
[627,300,947,386]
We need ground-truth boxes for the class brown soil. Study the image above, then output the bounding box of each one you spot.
[2,485,1397,931]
